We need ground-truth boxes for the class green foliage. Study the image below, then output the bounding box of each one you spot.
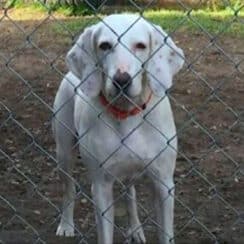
[5,0,244,16]
[206,0,243,11]
[6,0,46,10]
[226,0,243,11]
[5,0,93,16]
[56,3,94,16]
[5,0,26,8]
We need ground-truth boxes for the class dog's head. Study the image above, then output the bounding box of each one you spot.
[66,14,184,105]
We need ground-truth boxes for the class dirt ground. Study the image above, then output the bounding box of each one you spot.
[0,10,243,244]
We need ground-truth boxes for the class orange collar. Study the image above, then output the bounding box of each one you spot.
[99,92,152,120]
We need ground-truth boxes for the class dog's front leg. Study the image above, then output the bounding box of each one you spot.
[91,180,114,244]
[152,175,175,244]
[125,185,146,244]
[53,85,76,237]
[56,146,76,237]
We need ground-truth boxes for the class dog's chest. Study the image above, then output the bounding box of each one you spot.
[77,116,167,176]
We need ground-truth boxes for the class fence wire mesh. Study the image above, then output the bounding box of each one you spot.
[0,0,243,243]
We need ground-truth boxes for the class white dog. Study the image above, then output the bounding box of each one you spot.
[53,14,184,244]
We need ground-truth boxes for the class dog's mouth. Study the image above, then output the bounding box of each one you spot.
[99,91,152,120]
[104,88,139,110]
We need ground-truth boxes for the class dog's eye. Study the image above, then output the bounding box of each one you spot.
[135,42,147,50]
[99,42,112,51]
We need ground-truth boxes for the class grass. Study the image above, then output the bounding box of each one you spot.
[145,9,244,36]
[3,2,244,37]
[54,9,244,37]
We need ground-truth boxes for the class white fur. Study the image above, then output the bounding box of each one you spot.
[53,14,184,244]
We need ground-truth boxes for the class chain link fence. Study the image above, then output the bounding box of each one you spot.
[0,0,243,243]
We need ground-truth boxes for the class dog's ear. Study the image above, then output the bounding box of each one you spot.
[66,24,102,97]
[146,25,184,96]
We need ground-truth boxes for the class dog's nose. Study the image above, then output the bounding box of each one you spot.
[112,71,132,90]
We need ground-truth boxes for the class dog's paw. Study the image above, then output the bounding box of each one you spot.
[56,221,74,237]
[126,225,146,244]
